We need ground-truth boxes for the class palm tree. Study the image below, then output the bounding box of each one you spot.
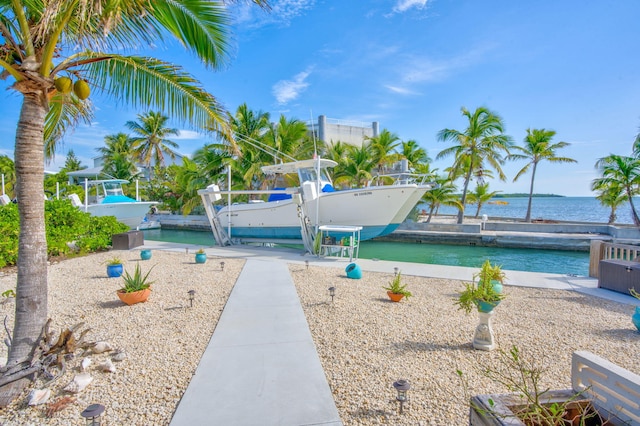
[97,133,139,180]
[467,182,501,218]
[420,175,462,222]
[334,143,375,188]
[592,154,640,226]
[366,129,401,173]
[401,139,430,169]
[437,106,513,224]
[509,128,576,222]
[0,0,268,397]
[127,111,180,170]
[591,179,626,224]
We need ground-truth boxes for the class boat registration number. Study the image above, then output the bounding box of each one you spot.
[353,191,372,197]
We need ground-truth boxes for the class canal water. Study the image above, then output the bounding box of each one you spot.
[142,229,590,276]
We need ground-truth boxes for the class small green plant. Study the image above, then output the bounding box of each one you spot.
[1,289,15,298]
[630,288,640,300]
[105,257,122,266]
[383,272,412,299]
[120,264,154,293]
[196,248,205,254]
[474,259,506,285]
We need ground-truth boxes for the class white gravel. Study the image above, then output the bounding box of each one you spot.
[0,250,243,425]
[289,265,640,425]
[0,253,638,425]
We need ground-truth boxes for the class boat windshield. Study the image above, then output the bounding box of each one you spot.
[103,181,125,196]
[298,167,332,184]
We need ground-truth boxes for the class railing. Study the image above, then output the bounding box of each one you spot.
[589,240,640,277]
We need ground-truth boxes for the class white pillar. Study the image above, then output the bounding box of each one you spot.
[473,310,496,351]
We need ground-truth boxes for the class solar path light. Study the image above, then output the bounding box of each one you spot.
[81,403,105,425]
[393,379,410,414]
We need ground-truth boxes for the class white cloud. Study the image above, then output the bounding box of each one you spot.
[272,69,312,105]
[174,130,204,140]
[385,85,421,95]
[393,0,429,13]
[233,0,315,28]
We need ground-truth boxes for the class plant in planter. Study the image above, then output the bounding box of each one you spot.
[195,248,207,264]
[383,272,412,302]
[630,288,640,331]
[105,257,124,278]
[455,260,506,314]
[117,264,154,305]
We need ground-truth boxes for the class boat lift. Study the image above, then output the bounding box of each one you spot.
[197,185,318,254]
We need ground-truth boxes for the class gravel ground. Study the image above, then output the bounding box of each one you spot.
[0,250,243,425]
[0,254,638,425]
[290,265,640,425]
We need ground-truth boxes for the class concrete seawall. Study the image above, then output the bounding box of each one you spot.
[151,214,640,252]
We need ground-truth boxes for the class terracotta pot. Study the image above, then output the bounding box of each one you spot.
[117,288,151,306]
[387,291,405,302]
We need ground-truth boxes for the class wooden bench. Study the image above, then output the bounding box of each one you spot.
[598,258,639,295]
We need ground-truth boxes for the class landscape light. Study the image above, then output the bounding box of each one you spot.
[328,286,336,302]
[305,260,309,270]
[394,267,399,276]
[188,290,196,307]
[80,403,105,425]
[393,379,410,414]
[220,261,225,272]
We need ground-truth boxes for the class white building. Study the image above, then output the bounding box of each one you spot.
[308,115,379,146]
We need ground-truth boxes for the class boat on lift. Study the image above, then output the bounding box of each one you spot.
[198,157,432,248]
[67,174,157,229]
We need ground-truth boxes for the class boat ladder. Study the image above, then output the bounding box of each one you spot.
[293,194,316,254]
[199,188,231,247]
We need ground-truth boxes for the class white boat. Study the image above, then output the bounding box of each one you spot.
[198,158,432,250]
[68,179,156,230]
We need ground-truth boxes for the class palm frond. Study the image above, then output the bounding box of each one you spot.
[44,90,94,162]
[82,53,228,134]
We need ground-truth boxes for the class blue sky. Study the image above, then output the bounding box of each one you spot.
[0,0,639,196]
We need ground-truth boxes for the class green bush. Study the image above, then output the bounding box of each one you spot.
[0,199,129,268]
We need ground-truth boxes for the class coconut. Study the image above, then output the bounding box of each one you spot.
[73,80,90,100]
[54,76,72,94]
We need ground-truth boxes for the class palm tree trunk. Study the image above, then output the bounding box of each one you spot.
[457,169,473,224]
[627,189,640,227]
[9,95,49,366]
[525,162,538,223]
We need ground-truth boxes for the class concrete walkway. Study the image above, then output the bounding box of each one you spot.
[170,258,342,426]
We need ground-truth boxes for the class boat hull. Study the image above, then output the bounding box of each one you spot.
[216,185,421,241]
[86,202,156,229]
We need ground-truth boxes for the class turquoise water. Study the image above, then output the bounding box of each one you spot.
[142,229,590,276]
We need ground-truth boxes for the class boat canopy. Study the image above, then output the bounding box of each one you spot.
[261,159,337,175]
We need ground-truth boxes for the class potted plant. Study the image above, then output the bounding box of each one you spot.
[195,248,207,264]
[105,257,124,278]
[117,264,154,305]
[455,261,506,314]
[383,272,412,302]
[630,288,640,331]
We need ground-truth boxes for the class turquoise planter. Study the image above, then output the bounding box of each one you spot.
[107,264,123,278]
[477,300,500,313]
[195,253,207,264]
[345,263,362,279]
[632,307,640,332]
[140,250,152,260]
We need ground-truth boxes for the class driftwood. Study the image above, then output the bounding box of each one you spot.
[0,320,93,407]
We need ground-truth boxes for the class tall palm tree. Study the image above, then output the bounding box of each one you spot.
[509,128,576,222]
[437,106,513,224]
[401,139,430,169]
[591,179,626,224]
[334,143,375,188]
[0,0,268,397]
[127,111,180,169]
[592,154,640,226]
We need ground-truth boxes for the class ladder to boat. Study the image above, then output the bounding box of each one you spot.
[199,188,231,246]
